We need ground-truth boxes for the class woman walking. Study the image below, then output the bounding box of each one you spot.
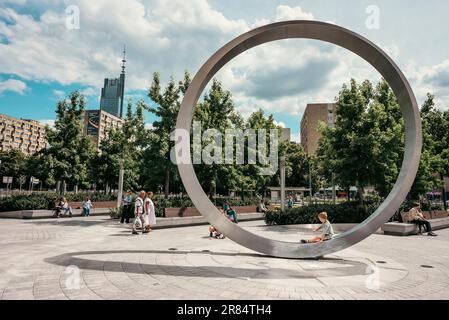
[144,191,157,232]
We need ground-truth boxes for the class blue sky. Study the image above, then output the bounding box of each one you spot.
[1,0,449,142]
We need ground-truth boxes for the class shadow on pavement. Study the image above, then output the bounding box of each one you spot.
[45,249,372,280]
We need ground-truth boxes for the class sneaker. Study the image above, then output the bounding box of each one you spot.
[132,230,139,235]
[301,239,308,244]
[428,232,438,237]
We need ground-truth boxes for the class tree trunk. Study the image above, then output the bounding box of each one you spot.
[441,173,447,211]
[358,186,365,205]
[164,169,170,199]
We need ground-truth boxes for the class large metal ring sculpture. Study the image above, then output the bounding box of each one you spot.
[176,21,422,259]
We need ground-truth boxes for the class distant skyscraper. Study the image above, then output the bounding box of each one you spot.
[100,46,126,118]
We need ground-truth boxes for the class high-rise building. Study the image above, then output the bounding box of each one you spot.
[84,109,125,151]
[0,114,48,155]
[300,103,337,156]
[100,46,126,118]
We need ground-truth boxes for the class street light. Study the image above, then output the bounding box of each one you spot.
[280,128,291,211]
[117,159,124,210]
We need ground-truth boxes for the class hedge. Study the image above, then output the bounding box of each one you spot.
[0,192,116,212]
[264,201,380,226]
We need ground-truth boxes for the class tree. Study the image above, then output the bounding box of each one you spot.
[93,100,147,193]
[44,91,95,193]
[145,71,191,197]
[410,93,449,207]
[0,149,28,188]
[193,79,244,197]
[26,151,56,189]
[317,79,405,203]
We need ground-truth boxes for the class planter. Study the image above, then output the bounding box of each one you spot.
[164,205,259,218]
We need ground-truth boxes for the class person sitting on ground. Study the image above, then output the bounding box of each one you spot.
[61,197,73,217]
[223,201,238,223]
[208,209,228,239]
[301,212,335,244]
[409,202,438,236]
[257,199,268,213]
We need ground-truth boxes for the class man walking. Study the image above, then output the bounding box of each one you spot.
[121,191,133,224]
[132,191,146,235]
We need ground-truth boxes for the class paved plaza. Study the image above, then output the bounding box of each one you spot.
[0,216,448,300]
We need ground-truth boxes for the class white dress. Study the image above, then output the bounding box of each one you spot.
[145,198,157,226]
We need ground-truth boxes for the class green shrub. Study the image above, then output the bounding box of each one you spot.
[264,201,380,226]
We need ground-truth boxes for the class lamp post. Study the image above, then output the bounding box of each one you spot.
[309,161,312,205]
[280,128,291,211]
[117,159,124,211]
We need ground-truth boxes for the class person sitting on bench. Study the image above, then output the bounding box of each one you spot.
[409,202,437,236]
[223,201,238,224]
[257,199,268,213]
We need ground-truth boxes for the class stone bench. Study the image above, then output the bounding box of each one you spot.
[382,210,449,236]
[164,205,261,218]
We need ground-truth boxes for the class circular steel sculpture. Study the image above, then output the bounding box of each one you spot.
[176,20,422,259]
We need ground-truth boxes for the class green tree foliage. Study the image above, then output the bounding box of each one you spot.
[0,149,28,188]
[410,93,449,205]
[193,79,245,197]
[317,79,404,202]
[93,100,147,192]
[145,71,191,197]
[43,91,95,192]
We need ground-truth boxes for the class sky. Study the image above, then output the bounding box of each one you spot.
[0,0,448,143]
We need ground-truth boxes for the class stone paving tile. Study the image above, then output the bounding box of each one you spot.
[1,217,449,300]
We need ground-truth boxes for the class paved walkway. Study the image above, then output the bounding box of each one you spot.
[0,216,448,300]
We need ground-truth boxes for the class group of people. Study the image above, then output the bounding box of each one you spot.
[128,191,157,235]
[299,201,439,244]
[208,201,240,239]
[54,197,93,218]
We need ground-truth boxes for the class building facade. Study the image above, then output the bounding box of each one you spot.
[99,47,126,118]
[84,110,124,151]
[100,76,125,118]
[300,103,337,156]
[0,114,48,155]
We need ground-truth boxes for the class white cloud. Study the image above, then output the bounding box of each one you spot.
[275,5,314,21]
[2,1,447,120]
[80,87,98,97]
[406,59,449,110]
[0,0,249,92]
[0,78,28,95]
[38,119,55,128]
[291,132,301,144]
[273,120,286,128]
[52,89,65,98]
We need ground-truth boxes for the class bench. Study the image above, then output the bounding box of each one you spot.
[164,206,264,218]
[382,210,449,236]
